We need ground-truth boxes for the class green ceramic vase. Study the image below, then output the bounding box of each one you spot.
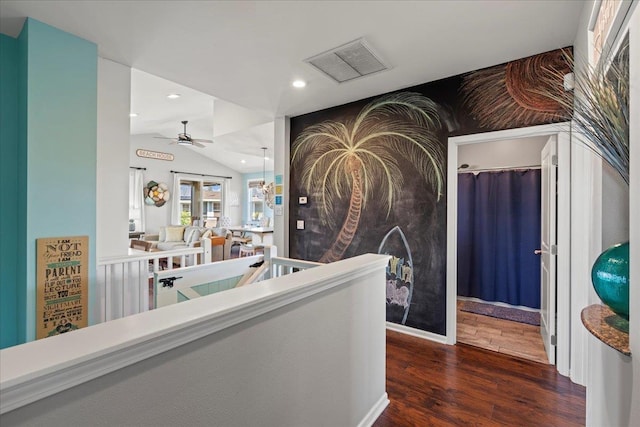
[591,242,630,320]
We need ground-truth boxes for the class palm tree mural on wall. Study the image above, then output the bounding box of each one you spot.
[290,46,570,335]
[291,92,445,263]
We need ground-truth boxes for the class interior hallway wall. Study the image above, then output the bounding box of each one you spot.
[573,1,637,424]
[97,58,131,258]
[290,47,572,336]
[628,5,640,421]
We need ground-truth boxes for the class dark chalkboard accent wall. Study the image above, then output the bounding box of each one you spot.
[289,47,571,335]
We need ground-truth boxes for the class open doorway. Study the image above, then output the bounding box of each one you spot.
[446,123,571,375]
[455,135,549,364]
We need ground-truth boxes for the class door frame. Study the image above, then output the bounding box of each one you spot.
[446,122,571,376]
[541,136,558,364]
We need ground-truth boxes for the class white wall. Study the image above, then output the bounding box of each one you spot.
[273,116,289,256]
[457,136,548,170]
[602,164,630,247]
[97,58,131,257]
[130,134,243,234]
[573,1,637,425]
[629,6,640,420]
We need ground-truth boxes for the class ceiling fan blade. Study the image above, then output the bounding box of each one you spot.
[191,138,213,143]
[153,136,174,140]
[193,141,207,148]
[169,140,178,145]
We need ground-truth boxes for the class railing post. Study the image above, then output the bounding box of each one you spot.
[202,238,212,264]
[263,246,276,279]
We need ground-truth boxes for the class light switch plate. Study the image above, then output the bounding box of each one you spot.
[296,220,305,230]
[299,196,308,205]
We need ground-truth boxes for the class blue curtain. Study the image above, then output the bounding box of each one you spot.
[457,170,541,308]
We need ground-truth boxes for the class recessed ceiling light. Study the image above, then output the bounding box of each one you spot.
[129,113,138,117]
[167,93,181,99]
[292,80,306,88]
[240,159,246,164]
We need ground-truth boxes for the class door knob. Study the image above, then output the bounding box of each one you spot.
[534,249,542,255]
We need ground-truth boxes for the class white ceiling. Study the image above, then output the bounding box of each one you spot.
[0,0,585,171]
[130,69,274,173]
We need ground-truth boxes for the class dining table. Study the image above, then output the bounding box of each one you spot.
[228,226,274,244]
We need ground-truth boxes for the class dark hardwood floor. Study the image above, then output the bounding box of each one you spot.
[374,330,586,426]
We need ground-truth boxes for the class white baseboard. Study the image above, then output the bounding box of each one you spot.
[386,322,448,344]
[357,392,389,427]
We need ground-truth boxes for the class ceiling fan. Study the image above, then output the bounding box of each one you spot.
[154,120,213,148]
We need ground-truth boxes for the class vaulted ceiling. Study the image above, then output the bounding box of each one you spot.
[0,1,585,173]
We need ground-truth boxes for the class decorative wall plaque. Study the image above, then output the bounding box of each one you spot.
[136,149,174,161]
[36,236,89,339]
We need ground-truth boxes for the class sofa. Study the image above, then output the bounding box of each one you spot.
[144,225,232,262]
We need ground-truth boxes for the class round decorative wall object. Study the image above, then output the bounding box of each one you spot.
[143,181,171,207]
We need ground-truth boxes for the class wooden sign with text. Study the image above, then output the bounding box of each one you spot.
[136,149,174,161]
[36,236,88,339]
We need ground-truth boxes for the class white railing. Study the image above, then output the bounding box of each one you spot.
[96,243,322,322]
[95,240,211,323]
[153,247,322,308]
[270,256,323,278]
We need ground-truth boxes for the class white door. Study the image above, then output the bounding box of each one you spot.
[540,136,557,364]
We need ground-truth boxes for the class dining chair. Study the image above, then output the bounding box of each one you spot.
[239,244,256,257]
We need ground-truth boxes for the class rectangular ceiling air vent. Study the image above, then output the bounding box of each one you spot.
[305,38,390,83]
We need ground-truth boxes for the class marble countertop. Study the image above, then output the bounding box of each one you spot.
[581,304,630,356]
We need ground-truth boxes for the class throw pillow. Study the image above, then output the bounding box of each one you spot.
[183,226,197,242]
[165,226,185,242]
[184,227,202,244]
[212,227,230,237]
[159,227,167,242]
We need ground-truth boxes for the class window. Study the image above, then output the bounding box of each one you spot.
[248,179,264,223]
[179,179,223,226]
[203,182,222,220]
[589,0,632,66]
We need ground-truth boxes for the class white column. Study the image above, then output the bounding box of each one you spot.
[273,116,290,257]
[97,58,131,258]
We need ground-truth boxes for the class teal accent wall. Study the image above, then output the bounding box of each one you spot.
[17,24,28,345]
[242,171,274,225]
[0,19,97,347]
[0,34,20,348]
